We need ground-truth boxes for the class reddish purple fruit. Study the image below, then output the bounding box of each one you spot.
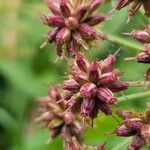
[42,0,107,57]
[116,0,150,19]
[63,52,128,121]
[115,103,150,149]
[36,85,83,143]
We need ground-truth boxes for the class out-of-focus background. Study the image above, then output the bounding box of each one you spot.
[0,0,149,150]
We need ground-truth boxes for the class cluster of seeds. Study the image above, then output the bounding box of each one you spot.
[115,104,150,149]
[116,0,150,20]
[43,0,107,57]
[62,52,128,123]
[36,85,83,143]
[36,0,150,149]
[125,25,150,84]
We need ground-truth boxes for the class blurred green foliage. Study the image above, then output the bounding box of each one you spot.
[0,0,149,150]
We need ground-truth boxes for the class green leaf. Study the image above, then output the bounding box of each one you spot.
[0,59,60,98]
[0,108,17,132]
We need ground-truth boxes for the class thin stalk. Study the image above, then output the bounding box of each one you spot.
[108,35,144,51]
[118,90,150,102]
[111,138,131,150]
[127,81,145,87]
[124,57,135,61]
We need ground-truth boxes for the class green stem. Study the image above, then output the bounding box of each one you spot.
[118,90,150,102]
[111,138,131,150]
[127,81,145,87]
[108,35,144,51]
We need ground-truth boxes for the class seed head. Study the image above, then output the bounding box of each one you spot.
[116,0,150,20]
[36,85,83,142]
[42,0,107,57]
[62,51,128,122]
[125,25,150,82]
[115,103,150,149]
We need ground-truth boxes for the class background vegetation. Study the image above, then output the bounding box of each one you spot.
[0,0,149,149]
